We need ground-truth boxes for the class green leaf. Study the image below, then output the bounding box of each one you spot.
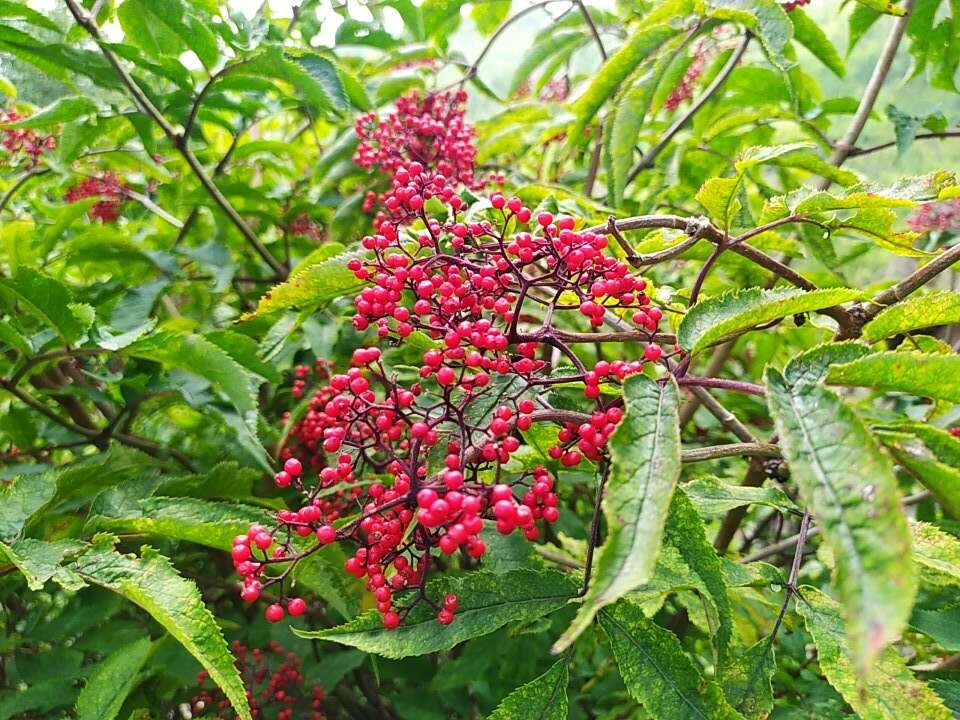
[764,367,915,674]
[911,521,960,584]
[783,341,873,386]
[875,424,960,519]
[796,587,950,719]
[471,0,511,34]
[291,52,350,112]
[677,287,861,355]
[0,538,85,591]
[125,331,264,457]
[75,636,152,720]
[87,497,272,551]
[682,475,797,516]
[706,0,793,69]
[0,268,91,343]
[0,96,97,128]
[204,329,282,384]
[790,8,845,77]
[569,22,678,143]
[0,678,78,720]
[292,543,364,620]
[721,639,775,719]
[0,0,62,33]
[931,680,960,715]
[848,3,881,54]
[862,290,960,341]
[852,0,905,16]
[663,489,733,664]
[508,31,585,96]
[606,51,674,205]
[118,0,218,69]
[0,472,57,542]
[826,351,960,403]
[554,375,680,652]
[75,545,252,720]
[244,248,365,319]
[295,568,577,658]
[598,599,741,720]
[910,605,960,651]
[696,177,742,230]
[487,658,568,720]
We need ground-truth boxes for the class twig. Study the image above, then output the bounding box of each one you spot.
[675,375,765,397]
[626,32,751,184]
[685,385,758,443]
[579,462,610,596]
[680,442,780,463]
[847,130,960,158]
[863,242,960,322]
[817,0,916,186]
[465,0,571,79]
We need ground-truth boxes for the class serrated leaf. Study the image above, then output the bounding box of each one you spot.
[0,268,90,343]
[554,375,680,652]
[678,287,861,354]
[598,599,741,720]
[75,636,152,720]
[74,546,252,720]
[204,329,282,384]
[783,341,874,386]
[663,489,733,664]
[696,177,742,230]
[125,331,264,457]
[910,605,960,651]
[487,658,568,720]
[0,472,57,542]
[721,639,775,719]
[0,96,97,128]
[683,475,797,515]
[569,22,678,143]
[707,0,793,70]
[826,351,960,403]
[87,497,272,551]
[875,424,960,518]
[790,8,845,77]
[0,538,85,591]
[0,0,62,32]
[796,587,950,718]
[243,248,365,319]
[931,679,960,715]
[765,367,915,674]
[862,290,960,341]
[911,521,960,584]
[508,31,585,96]
[295,569,577,658]
[118,0,218,69]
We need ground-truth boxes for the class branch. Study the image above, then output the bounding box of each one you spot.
[863,241,960,321]
[847,130,960,158]
[681,442,780,463]
[626,32,751,184]
[63,0,287,278]
[676,375,765,397]
[817,0,917,186]
[685,385,758,443]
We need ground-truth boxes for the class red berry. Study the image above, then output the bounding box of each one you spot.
[265,604,285,623]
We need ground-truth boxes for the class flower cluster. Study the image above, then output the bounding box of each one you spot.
[0,110,56,166]
[191,641,323,720]
[236,157,669,630]
[907,199,960,233]
[64,172,127,223]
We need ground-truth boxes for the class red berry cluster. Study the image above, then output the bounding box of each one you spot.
[907,199,960,233]
[949,427,960,438]
[64,172,127,223]
[192,641,323,720]
[665,42,708,111]
[240,83,670,629]
[0,110,56,166]
[289,213,323,241]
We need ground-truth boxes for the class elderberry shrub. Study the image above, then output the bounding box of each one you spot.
[191,641,324,720]
[235,158,674,630]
